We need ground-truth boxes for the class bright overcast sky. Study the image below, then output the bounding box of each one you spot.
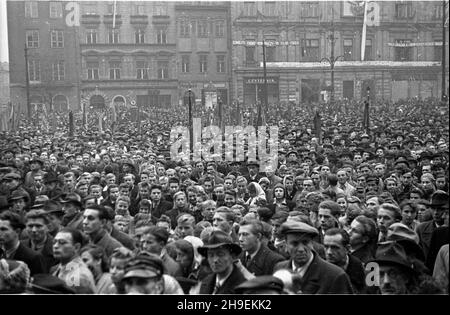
[0,0,8,63]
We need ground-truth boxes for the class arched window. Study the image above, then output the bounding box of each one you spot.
[113,95,126,107]
[53,94,69,112]
[90,95,105,109]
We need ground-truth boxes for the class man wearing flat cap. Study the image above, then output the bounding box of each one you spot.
[234,275,285,294]
[273,220,354,294]
[120,251,184,294]
[199,230,246,294]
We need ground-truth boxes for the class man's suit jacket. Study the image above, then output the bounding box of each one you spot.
[21,234,58,273]
[416,220,438,259]
[110,226,135,251]
[274,252,354,294]
[351,245,375,265]
[152,200,173,219]
[1,243,46,276]
[240,243,285,276]
[426,226,449,272]
[199,265,247,294]
[345,254,366,294]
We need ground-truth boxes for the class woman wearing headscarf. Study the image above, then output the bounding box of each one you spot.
[245,182,267,212]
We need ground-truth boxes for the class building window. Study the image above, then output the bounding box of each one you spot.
[108,29,120,44]
[49,2,63,18]
[395,2,414,19]
[302,39,319,61]
[264,2,276,16]
[217,55,226,73]
[135,4,146,15]
[300,2,319,18]
[265,46,276,62]
[109,61,121,80]
[181,55,190,73]
[246,46,255,65]
[364,39,373,61]
[28,59,40,82]
[433,5,443,20]
[157,61,169,79]
[343,39,353,61]
[180,20,191,37]
[199,55,208,73]
[157,29,167,44]
[154,3,168,16]
[198,21,208,38]
[87,61,99,80]
[434,45,442,61]
[83,4,97,15]
[243,2,256,16]
[394,40,412,61]
[135,29,145,44]
[26,30,39,48]
[215,20,225,38]
[136,60,148,79]
[51,30,64,48]
[52,61,65,81]
[86,29,97,44]
[25,1,38,18]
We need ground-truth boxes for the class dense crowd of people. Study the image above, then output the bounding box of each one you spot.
[0,96,448,295]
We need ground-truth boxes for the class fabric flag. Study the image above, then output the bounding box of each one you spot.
[112,0,117,29]
[99,113,103,133]
[363,99,370,132]
[313,111,322,144]
[361,0,368,61]
[9,102,15,131]
[68,111,74,136]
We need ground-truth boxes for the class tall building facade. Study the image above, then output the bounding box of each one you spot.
[79,1,178,110]
[8,0,80,113]
[174,1,232,107]
[231,1,448,104]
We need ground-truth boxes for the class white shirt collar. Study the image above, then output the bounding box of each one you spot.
[292,253,314,278]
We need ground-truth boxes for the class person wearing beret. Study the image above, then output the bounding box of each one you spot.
[273,221,354,294]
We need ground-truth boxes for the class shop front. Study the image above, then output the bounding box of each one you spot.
[243,77,279,105]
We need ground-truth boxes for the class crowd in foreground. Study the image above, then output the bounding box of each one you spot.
[0,97,448,294]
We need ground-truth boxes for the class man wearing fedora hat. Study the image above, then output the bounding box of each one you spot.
[273,221,353,294]
[198,230,246,294]
[245,160,262,184]
[370,241,434,294]
[416,190,449,260]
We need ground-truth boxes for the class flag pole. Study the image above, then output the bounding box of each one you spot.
[361,0,368,61]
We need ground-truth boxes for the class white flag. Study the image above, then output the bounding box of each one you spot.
[112,1,117,29]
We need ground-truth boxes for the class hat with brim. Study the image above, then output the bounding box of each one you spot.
[122,269,160,279]
[429,190,449,208]
[59,193,82,207]
[386,223,425,261]
[280,221,319,237]
[246,160,259,168]
[198,230,242,257]
[372,241,416,274]
[234,276,284,294]
[2,172,21,181]
[30,158,45,166]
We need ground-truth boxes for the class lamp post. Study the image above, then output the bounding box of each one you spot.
[321,33,344,104]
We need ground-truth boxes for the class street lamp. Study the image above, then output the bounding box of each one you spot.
[321,33,344,104]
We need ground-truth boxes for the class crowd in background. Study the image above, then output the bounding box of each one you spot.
[0,97,448,294]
